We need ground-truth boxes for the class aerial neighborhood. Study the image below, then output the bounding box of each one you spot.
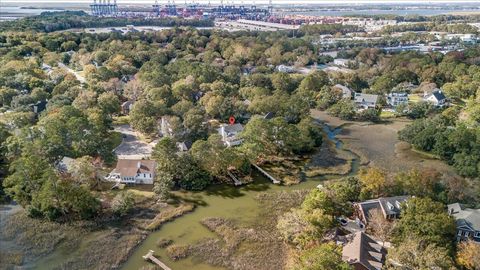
[0,2,479,270]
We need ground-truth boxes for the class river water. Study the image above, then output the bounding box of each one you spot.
[121,121,359,270]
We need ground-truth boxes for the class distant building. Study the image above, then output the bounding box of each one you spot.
[217,123,244,147]
[354,196,410,225]
[105,159,156,184]
[121,100,134,115]
[424,89,447,107]
[386,92,408,107]
[31,100,48,115]
[160,116,174,137]
[276,65,295,73]
[56,156,76,174]
[264,112,275,120]
[448,203,480,243]
[334,58,354,67]
[333,84,353,99]
[41,63,53,75]
[342,232,387,270]
[176,141,192,152]
[354,93,379,109]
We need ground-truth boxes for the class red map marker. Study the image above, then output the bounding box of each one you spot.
[229,116,235,125]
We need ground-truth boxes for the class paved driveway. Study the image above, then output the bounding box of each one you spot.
[114,125,157,159]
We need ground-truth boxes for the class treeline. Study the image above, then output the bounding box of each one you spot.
[348,13,480,23]
[0,11,214,32]
[399,113,480,178]
[383,22,479,34]
[298,24,360,36]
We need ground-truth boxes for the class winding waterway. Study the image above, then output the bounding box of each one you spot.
[121,121,359,270]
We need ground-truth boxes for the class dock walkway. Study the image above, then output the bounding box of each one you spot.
[251,163,281,184]
[227,171,243,186]
[143,250,171,270]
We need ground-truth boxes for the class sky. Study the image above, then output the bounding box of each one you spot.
[2,0,480,3]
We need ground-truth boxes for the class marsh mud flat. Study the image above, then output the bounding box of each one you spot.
[0,190,196,270]
[311,110,459,176]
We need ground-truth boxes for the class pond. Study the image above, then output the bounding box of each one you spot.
[121,121,358,270]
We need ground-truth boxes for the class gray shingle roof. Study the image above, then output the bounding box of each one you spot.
[354,93,378,104]
[221,123,244,134]
[448,203,480,231]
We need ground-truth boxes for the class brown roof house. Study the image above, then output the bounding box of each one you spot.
[354,196,410,225]
[105,159,156,184]
[342,232,387,270]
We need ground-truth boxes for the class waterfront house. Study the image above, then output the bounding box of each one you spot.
[354,196,410,225]
[423,89,447,107]
[342,232,387,270]
[105,159,156,184]
[354,93,379,109]
[386,92,409,107]
[448,203,480,243]
[217,123,244,147]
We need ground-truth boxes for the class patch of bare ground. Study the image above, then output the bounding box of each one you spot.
[0,191,195,270]
[181,190,309,270]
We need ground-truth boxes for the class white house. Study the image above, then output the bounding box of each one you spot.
[424,89,447,107]
[386,92,409,107]
[217,123,244,147]
[354,93,379,109]
[334,58,354,67]
[105,159,156,184]
[276,65,295,73]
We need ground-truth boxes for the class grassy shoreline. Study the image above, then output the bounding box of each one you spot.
[0,190,196,270]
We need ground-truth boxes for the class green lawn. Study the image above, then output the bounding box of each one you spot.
[380,110,396,118]
[408,94,422,104]
[112,115,130,125]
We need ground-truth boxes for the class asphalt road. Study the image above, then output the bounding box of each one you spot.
[114,124,157,159]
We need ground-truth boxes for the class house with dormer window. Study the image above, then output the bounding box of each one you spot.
[104,159,156,184]
[217,123,244,147]
[354,196,411,225]
[448,203,480,243]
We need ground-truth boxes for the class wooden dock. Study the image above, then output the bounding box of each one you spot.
[227,171,243,186]
[251,164,281,184]
[143,250,171,270]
